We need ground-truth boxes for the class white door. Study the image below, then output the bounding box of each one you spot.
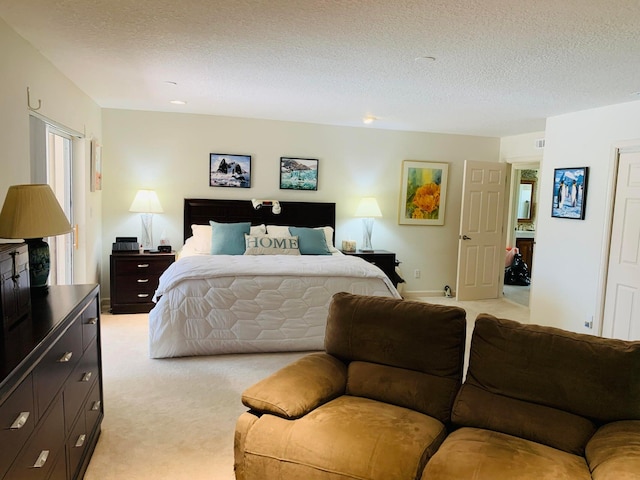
[602,151,640,340]
[456,160,508,300]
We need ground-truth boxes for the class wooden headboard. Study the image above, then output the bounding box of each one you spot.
[184,198,336,243]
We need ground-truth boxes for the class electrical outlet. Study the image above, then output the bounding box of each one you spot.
[414,269,421,279]
[584,315,593,329]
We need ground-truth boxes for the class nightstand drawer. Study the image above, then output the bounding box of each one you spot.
[112,257,173,276]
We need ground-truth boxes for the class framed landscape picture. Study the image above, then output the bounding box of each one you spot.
[280,157,318,190]
[552,166,588,219]
[398,160,448,225]
[209,153,251,188]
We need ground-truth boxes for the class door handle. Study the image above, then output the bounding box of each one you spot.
[460,235,472,240]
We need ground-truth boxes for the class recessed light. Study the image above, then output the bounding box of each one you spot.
[363,115,377,124]
[170,100,187,105]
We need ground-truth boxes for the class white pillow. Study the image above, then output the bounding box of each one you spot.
[244,235,300,255]
[190,223,266,254]
[266,225,339,253]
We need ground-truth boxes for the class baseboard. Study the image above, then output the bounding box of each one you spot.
[403,290,451,299]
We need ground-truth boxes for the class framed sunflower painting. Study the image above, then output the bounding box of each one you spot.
[398,160,448,226]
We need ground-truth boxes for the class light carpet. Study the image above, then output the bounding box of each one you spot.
[85,296,528,480]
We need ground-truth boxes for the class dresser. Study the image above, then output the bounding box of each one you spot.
[110,252,175,314]
[0,243,31,334]
[0,284,101,480]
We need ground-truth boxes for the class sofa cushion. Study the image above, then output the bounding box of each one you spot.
[464,314,640,423]
[242,395,447,480]
[347,361,459,424]
[586,420,640,480]
[421,427,593,480]
[325,293,466,420]
[453,384,596,455]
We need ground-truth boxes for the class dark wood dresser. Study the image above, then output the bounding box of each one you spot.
[0,284,102,480]
[110,252,175,314]
[0,243,31,334]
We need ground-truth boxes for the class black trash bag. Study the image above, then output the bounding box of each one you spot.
[504,252,531,286]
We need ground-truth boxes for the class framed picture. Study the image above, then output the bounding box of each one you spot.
[280,157,319,190]
[552,167,588,219]
[90,139,102,192]
[398,160,448,225]
[209,153,251,188]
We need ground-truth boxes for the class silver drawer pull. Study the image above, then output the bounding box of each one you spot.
[91,400,102,411]
[137,293,150,298]
[33,450,49,468]
[10,411,30,430]
[87,317,98,325]
[137,263,150,268]
[137,279,149,283]
[82,372,92,382]
[58,352,73,363]
[75,434,86,448]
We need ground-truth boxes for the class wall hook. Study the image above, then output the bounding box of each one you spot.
[27,87,42,111]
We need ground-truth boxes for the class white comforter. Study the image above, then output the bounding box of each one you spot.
[149,255,400,358]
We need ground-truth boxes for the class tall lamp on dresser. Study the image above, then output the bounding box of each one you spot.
[0,184,72,294]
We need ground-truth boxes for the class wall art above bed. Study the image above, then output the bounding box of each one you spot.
[209,153,251,188]
[280,157,318,191]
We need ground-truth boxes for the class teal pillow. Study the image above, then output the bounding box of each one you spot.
[209,221,251,255]
[288,227,331,255]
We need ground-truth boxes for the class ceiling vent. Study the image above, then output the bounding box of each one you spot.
[535,138,546,149]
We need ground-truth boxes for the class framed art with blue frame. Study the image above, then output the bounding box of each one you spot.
[551,166,588,220]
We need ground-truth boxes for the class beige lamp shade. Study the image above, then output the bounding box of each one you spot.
[129,190,163,213]
[0,184,72,239]
[354,197,382,218]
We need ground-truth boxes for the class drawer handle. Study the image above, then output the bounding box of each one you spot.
[87,317,98,325]
[91,400,102,411]
[137,293,150,298]
[75,434,86,448]
[137,263,150,268]
[58,352,73,363]
[10,411,30,430]
[82,372,93,382]
[32,450,49,468]
[137,278,149,283]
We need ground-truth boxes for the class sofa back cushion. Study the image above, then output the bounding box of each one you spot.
[453,314,640,454]
[325,292,467,421]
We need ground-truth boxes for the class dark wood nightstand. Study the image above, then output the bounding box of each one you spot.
[110,252,175,314]
[341,250,399,287]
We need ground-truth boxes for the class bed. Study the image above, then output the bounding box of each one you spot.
[148,199,400,358]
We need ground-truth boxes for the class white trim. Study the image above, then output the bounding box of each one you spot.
[403,290,449,299]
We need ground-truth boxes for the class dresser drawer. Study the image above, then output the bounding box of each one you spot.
[33,319,82,420]
[5,395,65,480]
[81,297,99,351]
[0,374,35,479]
[63,339,99,432]
[113,257,173,276]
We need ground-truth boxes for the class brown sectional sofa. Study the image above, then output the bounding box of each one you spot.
[235,293,640,480]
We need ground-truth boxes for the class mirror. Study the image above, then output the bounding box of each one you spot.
[517,180,534,222]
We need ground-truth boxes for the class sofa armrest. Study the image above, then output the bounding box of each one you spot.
[241,352,347,419]
[586,420,640,480]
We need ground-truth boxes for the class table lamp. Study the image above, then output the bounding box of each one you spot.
[129,189,163,250]
[354,197,382,252]
[0,184,72,294]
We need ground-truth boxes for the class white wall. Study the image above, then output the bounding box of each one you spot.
[0,19,103,284]
[101,109,500,299]
[531,100,640,334]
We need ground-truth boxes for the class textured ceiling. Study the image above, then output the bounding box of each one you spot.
[2,0,640,137]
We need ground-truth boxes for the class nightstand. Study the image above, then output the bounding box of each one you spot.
[110,252,175,314]
[342,250,399,287]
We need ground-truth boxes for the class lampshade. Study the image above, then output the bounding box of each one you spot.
[0,184,72,239]
[354,197,382,218]
[129,190,163,213]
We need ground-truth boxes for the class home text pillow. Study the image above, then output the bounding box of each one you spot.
[209,221,251,255]
[289,227,331,255]
[191,223,265,254]
[244,235,301,255]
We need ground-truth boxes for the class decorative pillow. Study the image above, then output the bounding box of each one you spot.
[244,235,300,255]
[191,223,265,254]
[266,225,338,253]
[209,221,251,255]
[289,227,331,255]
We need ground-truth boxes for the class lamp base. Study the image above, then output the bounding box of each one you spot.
[26,238,50,295]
